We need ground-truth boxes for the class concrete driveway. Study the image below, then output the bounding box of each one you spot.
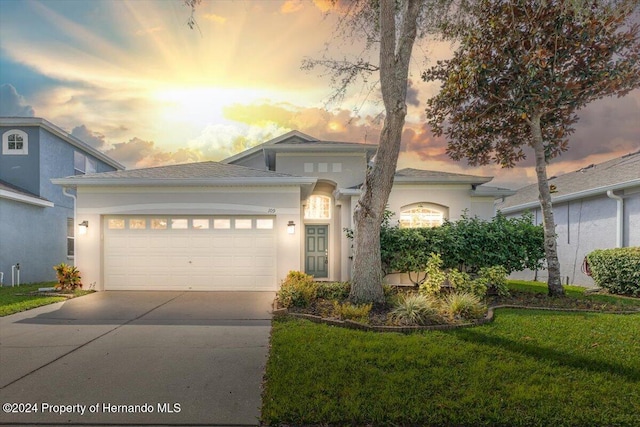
[0,291,274,426]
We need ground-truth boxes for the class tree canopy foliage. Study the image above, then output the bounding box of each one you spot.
[423,0,640,296]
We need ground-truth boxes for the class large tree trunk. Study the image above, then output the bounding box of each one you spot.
[350,0,421,304]
[529,111,565,297]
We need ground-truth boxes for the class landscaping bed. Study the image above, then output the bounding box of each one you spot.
[278,279,640,331]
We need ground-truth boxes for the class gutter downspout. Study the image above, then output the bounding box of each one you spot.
[606,190,624,248]
[62,187,77,265]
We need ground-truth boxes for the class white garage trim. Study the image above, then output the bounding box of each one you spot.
[103,215,277,291]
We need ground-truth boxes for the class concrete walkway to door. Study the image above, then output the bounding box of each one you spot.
[0,291,274,426]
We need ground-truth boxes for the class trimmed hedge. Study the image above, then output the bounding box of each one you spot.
[379,212,545,279]
[586,247,640,296]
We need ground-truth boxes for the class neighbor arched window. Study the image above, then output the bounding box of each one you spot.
[304,195,331,220]
[399,203,447,228]
[2,129,28,155]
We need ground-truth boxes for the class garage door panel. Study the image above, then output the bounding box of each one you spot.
[104,216,276,291]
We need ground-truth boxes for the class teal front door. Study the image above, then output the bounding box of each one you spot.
[305,225,328,278]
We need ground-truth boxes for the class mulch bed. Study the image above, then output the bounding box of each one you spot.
[276,288,640,333]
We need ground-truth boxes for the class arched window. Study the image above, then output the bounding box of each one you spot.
[399,203,447,228]
[304,195,331,220]
[2,129,28,155]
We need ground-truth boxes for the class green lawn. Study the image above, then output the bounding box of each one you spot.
[0,282,75,316]
[262,281,640,426]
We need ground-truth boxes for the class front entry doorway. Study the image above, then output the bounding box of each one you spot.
[305,225,328,278]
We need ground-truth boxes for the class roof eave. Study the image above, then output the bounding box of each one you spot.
[51,176,318,187]
[500,178,640,213]
[0,189,55,207]
[393,176,493,185]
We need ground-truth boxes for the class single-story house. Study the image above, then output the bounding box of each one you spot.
[52,130,512,291]
[496,150,640,286]
[0,117,123,285]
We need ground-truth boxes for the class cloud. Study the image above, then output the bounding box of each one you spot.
[0,84,35,116]
[202,13,227,24]
[281,1,304,14]
[135,26,163,36]
[71,125,109,150]
[105,137,202,169]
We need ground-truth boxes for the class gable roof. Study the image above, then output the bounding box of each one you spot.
[0,117,125,170]
[394,168,493,185]
[499,150,640,212]
[222,130,377,165]
[51,161,317,187]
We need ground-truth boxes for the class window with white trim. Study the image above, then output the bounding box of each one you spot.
[304,195,331,220]
[399,203,447,228]
[2,130,28,155]
[74,151,97,175]
[67,218,74,257]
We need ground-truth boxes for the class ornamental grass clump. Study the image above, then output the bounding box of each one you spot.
[390,294,442,326]
[332,301,372,323]
[277,271,317,308]
[441,291,487,321]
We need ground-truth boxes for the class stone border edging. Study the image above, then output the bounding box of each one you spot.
[272,301,640,334]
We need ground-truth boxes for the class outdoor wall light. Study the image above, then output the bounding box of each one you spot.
[79,220,89,235]
[287,221,296,235]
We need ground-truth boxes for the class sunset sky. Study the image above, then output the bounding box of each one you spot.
[1,0,638,189]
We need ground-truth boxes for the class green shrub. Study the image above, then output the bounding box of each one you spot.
[316,281,350,301]
[390,294,442,326]
[332,301,372,323]
[420,253,446,295]
[447,269,487,297]
[440,291,487,321]
[586,247,640,296]
[277,271,317,308]
[478,265,509,296]
[53,263,83,291]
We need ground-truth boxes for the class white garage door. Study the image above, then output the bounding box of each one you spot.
[103,216,276,291]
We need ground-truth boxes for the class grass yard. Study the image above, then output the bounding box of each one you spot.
[262,281,640,426]
[0,282,87,316]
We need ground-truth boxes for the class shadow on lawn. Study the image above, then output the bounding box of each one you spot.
[454,325,640,382]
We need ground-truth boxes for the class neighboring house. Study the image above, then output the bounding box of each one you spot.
[52,130,512,291]
[496,150,640,286]
[0,117,124,285]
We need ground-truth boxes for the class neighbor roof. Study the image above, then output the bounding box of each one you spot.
[0,117,125,170]
[0,179,54,207]
[51,161,317,187]
[499,150,640,212]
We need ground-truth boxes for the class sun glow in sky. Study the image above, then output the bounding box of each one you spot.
[1,0,638,189]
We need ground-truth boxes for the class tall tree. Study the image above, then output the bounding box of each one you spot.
[424,0,640,296]
[305,1,462,303]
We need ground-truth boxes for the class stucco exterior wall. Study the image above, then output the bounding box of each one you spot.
[507,188,640,286]
[0,124,119,285]
[75,185,303,290]
[276,153,366,189]
[0,198,69,284]
[386,184,495,223]
[0,126,41,195]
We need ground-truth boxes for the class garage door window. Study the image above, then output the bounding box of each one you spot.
[214,219,231,229]
[129,218,146,229]
[171,219,188,229]
[235,219,252,229]
[151,219,168,229]
[256,219,274,229]
[193,219,209,229]
[108,219,125,229]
